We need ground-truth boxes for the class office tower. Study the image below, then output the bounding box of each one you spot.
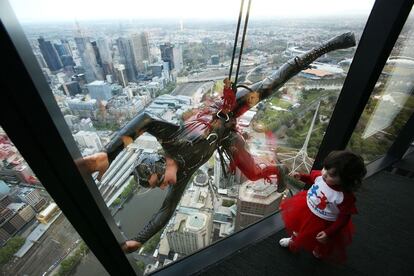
[235,180,282,230]
[54,43,70,57]
[160,43,174,71]
[75,36,104,82]
[130,32,151,73]
[166,212,212,255]
[160,43,183,73]
[60,39,73,56]
[116,37,137,82]
[173,46,183,72]
[91,41,103,68]
[60,55,76,67]
[96,38,115,77]
[37,37,62,72]
[86,80,113,102]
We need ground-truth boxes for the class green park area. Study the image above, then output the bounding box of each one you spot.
[0,236,25,268]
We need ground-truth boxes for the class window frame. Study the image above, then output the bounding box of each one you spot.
[1,0,413,275]
[0,1,139,275]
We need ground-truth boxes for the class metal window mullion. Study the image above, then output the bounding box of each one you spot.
[0,1,138,275]
[313,0,414,169]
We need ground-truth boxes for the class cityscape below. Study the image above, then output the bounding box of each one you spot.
[1,11,414,276]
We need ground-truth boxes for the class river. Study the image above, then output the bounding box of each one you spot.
[73,188,167,276]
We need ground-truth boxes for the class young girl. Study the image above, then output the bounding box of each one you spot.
[279,150,366,263]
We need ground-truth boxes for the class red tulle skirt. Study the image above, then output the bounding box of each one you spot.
[280,191,354,263]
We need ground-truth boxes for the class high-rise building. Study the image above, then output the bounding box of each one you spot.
[87,80,113,102]
[116,37,137,82]
[160,43,183,73]
[96,38,115,77]
[166,212,212,255]
[60,39,73,56]
[130,32,151,73]
[173,46,183,72]
[75,36,104,82]
[160,43,174,71]
[91,41,103,68]
[54,43,70,58]
[60,55,76,67]
[37,37,62,72]
[235,180,282,230]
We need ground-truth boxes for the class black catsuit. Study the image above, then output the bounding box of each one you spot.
[103,32,356,244]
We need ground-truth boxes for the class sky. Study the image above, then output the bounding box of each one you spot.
[9,0,376,22]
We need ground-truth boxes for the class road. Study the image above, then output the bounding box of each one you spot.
[2,215,80,276]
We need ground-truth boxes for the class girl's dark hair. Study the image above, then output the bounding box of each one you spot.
[323,150,367,192]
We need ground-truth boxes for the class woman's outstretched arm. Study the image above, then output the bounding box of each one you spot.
[232,32,356,117]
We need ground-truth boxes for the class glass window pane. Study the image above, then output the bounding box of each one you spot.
[8,0,374,272]
[0,127,108,276]
[348,8,414,163]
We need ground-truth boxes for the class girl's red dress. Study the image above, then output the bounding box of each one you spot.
[280,170,356,263]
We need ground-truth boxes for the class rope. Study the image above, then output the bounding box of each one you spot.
[234,0,252,90]
[228,0,245,80]
[229,0,252,91]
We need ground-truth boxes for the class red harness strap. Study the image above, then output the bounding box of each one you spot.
[222,86,236,113]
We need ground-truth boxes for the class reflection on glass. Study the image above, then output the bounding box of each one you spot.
[9,0,373,272]
[348,11,414,163]
[0,127,108,276]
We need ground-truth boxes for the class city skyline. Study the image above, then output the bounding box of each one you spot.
[10,0,375,22]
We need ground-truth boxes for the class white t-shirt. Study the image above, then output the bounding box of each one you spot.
[306,176,344,221]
